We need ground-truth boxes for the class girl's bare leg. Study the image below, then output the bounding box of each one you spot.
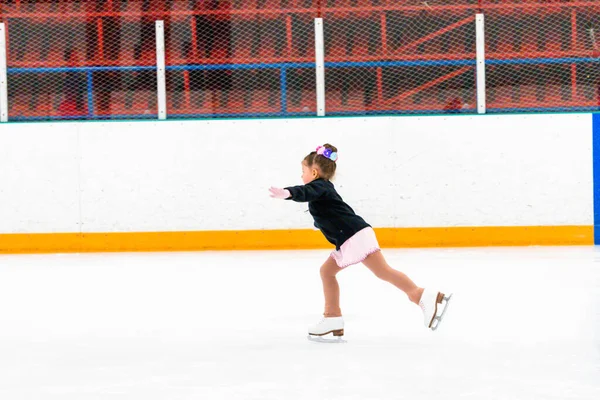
[320,256,344,317]
[362,251,424,304]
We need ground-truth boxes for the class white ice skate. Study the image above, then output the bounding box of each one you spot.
[307,316,346,343]
[419,289,453,331]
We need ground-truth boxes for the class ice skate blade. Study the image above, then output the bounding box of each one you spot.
[307,335,347,343]
[431,293,453,331]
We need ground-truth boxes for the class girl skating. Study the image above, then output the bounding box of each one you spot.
[269,144,452,340]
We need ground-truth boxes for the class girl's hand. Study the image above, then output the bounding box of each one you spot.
[269,187,291,199]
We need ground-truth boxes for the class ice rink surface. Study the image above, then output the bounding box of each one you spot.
[1,246,599,400]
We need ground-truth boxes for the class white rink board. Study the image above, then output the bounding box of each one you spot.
[0,114,593,233]
[0,123,81,233]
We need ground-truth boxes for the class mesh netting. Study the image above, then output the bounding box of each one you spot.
[485,0,600,112]
[0,1,599,120]
[323,0,477,114]
[0,0,319,119]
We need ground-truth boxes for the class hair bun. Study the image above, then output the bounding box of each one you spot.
[323,143,338,153]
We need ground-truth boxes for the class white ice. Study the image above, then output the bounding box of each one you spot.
[1,246,599,399]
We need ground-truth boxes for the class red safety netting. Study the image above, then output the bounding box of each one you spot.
[0,1,599,120]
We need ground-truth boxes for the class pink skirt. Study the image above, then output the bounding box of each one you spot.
[331,227,381,268]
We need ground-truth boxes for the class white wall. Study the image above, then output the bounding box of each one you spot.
[0,113,593,234]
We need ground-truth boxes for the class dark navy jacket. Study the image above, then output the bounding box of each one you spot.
[285,179,371,250]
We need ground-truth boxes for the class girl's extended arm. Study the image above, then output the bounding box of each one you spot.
[283,181,326,202]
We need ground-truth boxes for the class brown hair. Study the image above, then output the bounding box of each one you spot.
[303,143,338,180]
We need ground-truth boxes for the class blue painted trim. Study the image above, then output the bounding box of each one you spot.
[325,108,461,116]
[166,63,315,71]
[7,56,599,75]
[10,114,157,121]
[487,57,600,66]
[88,114,158,120]
[86,71,95,118]
[280,68,287,114]
[6,60,475,74]
[14,105,600,121]
[8,66,157,74]
[10,115,90,121]
[324,60,475,68]
[593,114,600,245]
[165,109,466,118]
[488,106,600,113]
[169,112,287,118]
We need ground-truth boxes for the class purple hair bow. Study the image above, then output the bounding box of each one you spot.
[316,146,338,162]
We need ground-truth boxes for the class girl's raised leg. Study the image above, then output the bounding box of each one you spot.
[361,251,424,305]
[362,251,452,330]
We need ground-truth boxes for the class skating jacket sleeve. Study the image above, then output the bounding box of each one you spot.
[284,179,329,202]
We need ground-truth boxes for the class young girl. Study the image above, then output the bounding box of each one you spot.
[269,144,452,338]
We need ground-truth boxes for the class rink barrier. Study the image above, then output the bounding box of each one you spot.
[594,113,600,245]
[0,226,592,254]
